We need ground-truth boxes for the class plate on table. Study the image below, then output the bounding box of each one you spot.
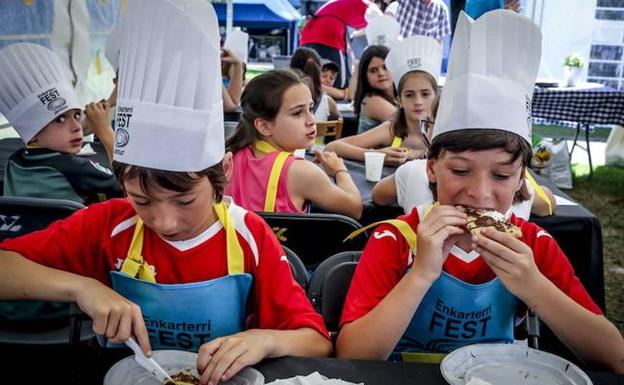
[440,343,592,385]
[535,78,560,88]
[104,350,264,385]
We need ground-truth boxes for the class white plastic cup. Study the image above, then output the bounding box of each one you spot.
[364,151,386,182]
[293,149,306,158]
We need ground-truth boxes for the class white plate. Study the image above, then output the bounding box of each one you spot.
[104,350,265,385]
[440,344,592,385]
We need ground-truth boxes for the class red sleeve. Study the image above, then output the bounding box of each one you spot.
[0,200,120,285]
[340,222,412,327]
[518,219,602,315]
[244,212,329,339]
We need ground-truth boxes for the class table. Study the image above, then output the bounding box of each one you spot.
[532,84,624,176]
[334,159,605,312]
[256,356,624,385]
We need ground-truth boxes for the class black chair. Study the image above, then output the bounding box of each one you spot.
[282,245,309,290]
[256,212,368,269]
[0,196,95,346]
[307,251,361,332]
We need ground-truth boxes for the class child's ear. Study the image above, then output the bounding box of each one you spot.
[222,151,234,182]
[253,117,272,137]
[426,158,437,184]
[516,166,527,192]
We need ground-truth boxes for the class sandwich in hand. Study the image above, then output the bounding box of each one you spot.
[462,208,522,239]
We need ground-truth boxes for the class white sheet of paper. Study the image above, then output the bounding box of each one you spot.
[77,143,96,156]
[555,194,578,206]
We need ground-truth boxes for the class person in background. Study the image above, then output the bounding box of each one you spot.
[290,48,341,122]
[0,2,332,384]
[0,43,122,205]
[337,10,624,371]
[225,70,362,220]
[321,59,350,101]
[222,48,245,112]
[327,36,441,166]
[395,0,451,43]
[353,45,398,134]
[464,0,521,20]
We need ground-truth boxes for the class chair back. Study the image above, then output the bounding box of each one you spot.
[256,212,367,269]
[307,251,361,332]
[283,245,310,290]
[0,196,94,346]
[315,118,343,144]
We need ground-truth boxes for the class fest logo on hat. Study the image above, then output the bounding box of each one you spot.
[385,35,442,87]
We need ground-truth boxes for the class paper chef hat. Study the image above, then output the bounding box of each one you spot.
[433,10,542,144]
[114,0,224,171]
[366,15,400,48]
[105,23,122,71]
[386,35,442,87]
[0,43,81,144]
[224,27,249,64]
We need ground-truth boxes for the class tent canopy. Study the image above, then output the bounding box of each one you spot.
[213,0,301,29]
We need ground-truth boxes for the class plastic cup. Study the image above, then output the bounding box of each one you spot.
[293,149,306,158]
[364,151,386,182]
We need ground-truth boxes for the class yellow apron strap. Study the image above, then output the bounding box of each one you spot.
[344,203,438,250]
[213,201,245,274]
[255,140,281,154]
[391,136,402,148]
[525,173,553,215]
[120,218,156,283]
[254,141,292,212]
[400,351,447,363]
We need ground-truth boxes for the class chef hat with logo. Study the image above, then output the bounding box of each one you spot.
[0,43,81,144]
[114,0,224,171]
[365,15,400,48]
[433,10,541,144]
[385,35,442,87]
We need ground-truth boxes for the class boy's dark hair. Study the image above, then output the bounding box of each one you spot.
[354,45,397,117]
[290,47,322,109]
[427,129,532,203]
[391,71,439,139]
[225,69,304,153]
[113,161,227,202]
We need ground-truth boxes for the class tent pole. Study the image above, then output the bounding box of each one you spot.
[226,0,233,37]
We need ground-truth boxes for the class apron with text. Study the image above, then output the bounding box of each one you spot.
[109,201,252,351]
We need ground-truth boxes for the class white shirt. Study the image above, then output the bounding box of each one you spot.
[394,159,535,220]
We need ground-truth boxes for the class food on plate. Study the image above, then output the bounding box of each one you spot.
[164,369,199,385]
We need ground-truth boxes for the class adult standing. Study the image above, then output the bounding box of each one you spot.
[395,0,451,43]
[300,0,378,89]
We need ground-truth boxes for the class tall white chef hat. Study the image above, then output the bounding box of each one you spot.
[105,23,122,71]
[433,10,542,144]
[0,43,81,144]
[114,0,224,171]
[386,35,442,87]
[365,15,400,48]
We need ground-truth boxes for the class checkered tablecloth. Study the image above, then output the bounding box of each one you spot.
[532,86,624,128]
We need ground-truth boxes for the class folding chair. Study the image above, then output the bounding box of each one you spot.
[256,212,367,269]
[0,196,95,346]
[315,118,343,144]
[282,245,309,290]
[307,251,361,332]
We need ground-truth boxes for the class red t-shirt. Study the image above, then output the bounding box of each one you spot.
[341,206,602,327]
[300,16,347,52]
[1,198,328,338]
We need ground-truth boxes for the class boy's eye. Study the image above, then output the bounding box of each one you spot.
[73,111,84,121]
[494,173,512,181]
[451,169,469,175]
[134,200,150,206]
[54,115,66,124]
[177,199,196,206]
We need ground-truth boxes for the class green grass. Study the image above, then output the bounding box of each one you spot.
[532,124,612,143]
[567,165,624,334]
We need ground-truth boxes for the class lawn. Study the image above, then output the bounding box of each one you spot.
[567,164,624,334]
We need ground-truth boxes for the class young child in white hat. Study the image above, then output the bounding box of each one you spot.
[336,10,624,371]
[326,35,441,165]
[0,0,331,383]
[0,43,121,204]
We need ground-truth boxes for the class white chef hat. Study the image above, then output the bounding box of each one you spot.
[433,10,542,144]
[224,27,249,64]
[114,0,224,171]
[386,35,442,87]
[365,15,400,48]
[0,43,81,144]
[105,23,122,71]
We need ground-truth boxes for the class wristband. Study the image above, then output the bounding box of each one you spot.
[334,169,349,177]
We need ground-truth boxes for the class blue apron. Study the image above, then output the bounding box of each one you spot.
[108,201,252,352]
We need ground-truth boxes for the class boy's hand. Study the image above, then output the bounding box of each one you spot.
[84,101,112,137]
[197,329,273,385]
[472,227,543,299]
[74,277,151,355]
[412,205,466,283]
